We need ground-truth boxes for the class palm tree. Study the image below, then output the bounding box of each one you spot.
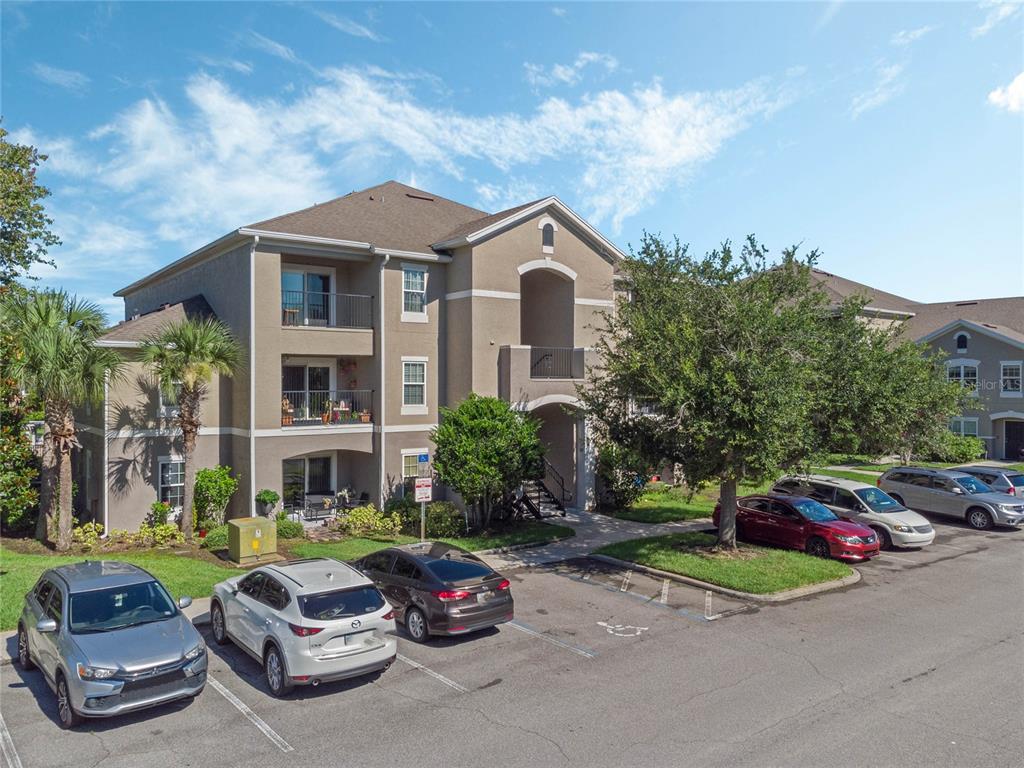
[1,290,122,550]
[141,317,243,542]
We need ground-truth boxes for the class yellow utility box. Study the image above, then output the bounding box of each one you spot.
[228,517,277,565]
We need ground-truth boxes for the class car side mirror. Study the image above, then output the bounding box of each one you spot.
[178,596,193,609]
[37,618,58,634]
[951,487,964,495]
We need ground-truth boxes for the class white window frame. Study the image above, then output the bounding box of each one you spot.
[538,215,559,255]
[281,266,336,326]
[159,380,183,418]
[401,263,428,323]
[954,331,970,354]
[1000,360,1022,398]
[949,417,979,437]
[401,356,428,415]
[946,359,980,398]
[158,455,185,513]
[400,447,430,498]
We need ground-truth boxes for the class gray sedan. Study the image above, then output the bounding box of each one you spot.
[17,561,206,728]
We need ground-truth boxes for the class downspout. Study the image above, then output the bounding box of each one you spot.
[377,250,390,502]
[249,235,259,516]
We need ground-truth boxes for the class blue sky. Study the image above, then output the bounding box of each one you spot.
[3,1,1022,321]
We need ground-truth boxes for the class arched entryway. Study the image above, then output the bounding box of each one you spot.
[523,394,596,511]
[992,412,1024,460]
[519,264,574,349]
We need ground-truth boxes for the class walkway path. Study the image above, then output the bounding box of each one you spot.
[480,511,712,572]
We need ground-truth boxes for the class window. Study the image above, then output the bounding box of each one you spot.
[34,580,54,610]
[834,489,861,511]
[46,585,63,624]
[807,484,835,504]
[159,459,185,511]
[258,577,290,611]
[947,364,978,393]
[402,360,426,413]
[1001,362,1022,397]
[299,587,385,620]
[159,381,183,417]
[362,552,394,574]
[955,333,968,353]
[307,456,332,494]
[392,557,421,581]
[401,451,426,496]
[932,477,957,493]
[950,417,979,437]
[402,265,427,320]
[542,223,555,249]
[239,572,266,598]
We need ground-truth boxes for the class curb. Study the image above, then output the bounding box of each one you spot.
[588,554,861,603]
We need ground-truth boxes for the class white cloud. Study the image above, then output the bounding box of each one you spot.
[524,52,619,88]
[29,67,790,242]
[31,63,90,93]
[246,31,303,66]
[813,1,844,32]
[850,62,905,118]
[311,8,384,42]
[988,71,1024,112]
[971,1,1021,37]
[8,127,94,175]
[890,25,937,46]
[195,55,253,75]
[551,6,568,17]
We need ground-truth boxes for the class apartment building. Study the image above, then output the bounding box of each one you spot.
[74,182,623,531]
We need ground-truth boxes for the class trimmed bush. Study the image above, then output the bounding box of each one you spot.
[200,524,229,551]
[396,500,464,538]
[194,466,239,525]
[924,432,985,463]
[340,504,402,538]
[276,518,304,539]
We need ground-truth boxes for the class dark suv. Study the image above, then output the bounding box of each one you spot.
[355,542,513,642]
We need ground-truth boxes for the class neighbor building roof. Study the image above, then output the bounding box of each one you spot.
[904,297,1024,345]
[809,268,920,315]
[247,180,487,255]
[99,295,215,346]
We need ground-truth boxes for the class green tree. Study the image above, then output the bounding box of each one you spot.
[595,440,649,511]
[1,290,121,549]
[194,465,239,526]
[580,234,870,549]
[1,127,60,286]
[431,394,543,529]
[141,318,243,542]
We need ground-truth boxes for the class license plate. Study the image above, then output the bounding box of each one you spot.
[477,591,494,603]
[345,631,372,646]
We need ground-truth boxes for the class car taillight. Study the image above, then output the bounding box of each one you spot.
[432,590,471,602]
[288,623,323,637]
[497,579,510,591]
[382,610,395,620]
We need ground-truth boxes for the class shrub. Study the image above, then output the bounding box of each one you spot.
[148,501,172,526]
[201,524,230,550]
[276,518,304,539]
[395,499,464,537]
[341,504,402,538]
[194,465,239,525]
[596,442,649,510]
[924,432,985,463]
[256,488,280,506]
[72,521,104,550]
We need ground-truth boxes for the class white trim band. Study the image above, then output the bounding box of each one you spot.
[445,289,521,301]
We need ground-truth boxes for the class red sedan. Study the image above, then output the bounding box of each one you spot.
[713,493,880,561]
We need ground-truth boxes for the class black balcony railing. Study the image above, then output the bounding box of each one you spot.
[529,346,585,379]
[281,291,373,329]
[281,389,373,426]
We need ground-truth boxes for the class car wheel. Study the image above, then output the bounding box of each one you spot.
[211,602,229,645]
[874,527,893,551]
[889,494,905,506]
[264,645,293,698]
[805,537,831,559]
[966,508,993,530]
[55,672,81,729]
[405,607,429,643]
[16,625,35,670]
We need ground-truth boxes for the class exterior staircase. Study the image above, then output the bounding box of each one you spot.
[522,478,567,518]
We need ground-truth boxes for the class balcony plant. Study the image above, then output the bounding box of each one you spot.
[255,488,280,517]
[359,409,371,423]
[281,397,293,426]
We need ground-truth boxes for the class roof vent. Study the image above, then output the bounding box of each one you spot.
[955,302,978,307]
[982,323,997,329]
[406,193,435,202]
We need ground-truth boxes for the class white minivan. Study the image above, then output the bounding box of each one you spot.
[773,474,935,550]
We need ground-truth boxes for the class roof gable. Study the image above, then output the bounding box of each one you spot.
[99,295,215,346]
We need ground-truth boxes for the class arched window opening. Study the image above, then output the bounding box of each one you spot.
[542,223,555,249]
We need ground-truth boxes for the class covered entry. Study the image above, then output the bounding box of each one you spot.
[993,412,1024,460]
[523,394,595,511]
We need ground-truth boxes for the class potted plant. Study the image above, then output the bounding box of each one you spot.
[281,397,293,426]
[255,488,280,518]
[359,409,371,423]
[321,399,332,424]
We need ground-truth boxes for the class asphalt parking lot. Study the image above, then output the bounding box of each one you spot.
[1,517,1021,768]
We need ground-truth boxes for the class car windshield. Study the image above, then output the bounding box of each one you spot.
[1010,475,1024,488]
[791,499,839,522]
[426,557,493,583]
[956,476,991,494]
[299,586,384,621]
[854,488,906,513]
[69,581,177,634]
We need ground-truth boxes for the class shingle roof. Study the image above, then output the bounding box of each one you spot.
[432,198,546,245]
[100,295,215,343]
[809,269,920,313]
[247,180,487,254]
[903,297,1024,343]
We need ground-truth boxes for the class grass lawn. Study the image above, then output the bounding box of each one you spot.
[0,545,246,632]
[595,532,852,595]
[290,520,575,561]
[612,481,771,524]
[810,467,885,482]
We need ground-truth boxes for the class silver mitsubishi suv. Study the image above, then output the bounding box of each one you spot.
[17,561,207,728]
[878,467,1024,530]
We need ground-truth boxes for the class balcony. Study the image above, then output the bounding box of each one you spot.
[281,291,373,329]
[281,389,373,427]
[498,346,594,407]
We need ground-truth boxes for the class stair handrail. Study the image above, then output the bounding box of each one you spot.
[543,457,573,507]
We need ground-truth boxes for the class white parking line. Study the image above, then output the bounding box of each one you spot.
[508,620,597,659]
[620,570,632,592]
[396,653,468,693]
[932,542,970,551]
[208,676,294,753]
[660,579,670,604]
[878,553,919,564]
[0,713,23,768]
